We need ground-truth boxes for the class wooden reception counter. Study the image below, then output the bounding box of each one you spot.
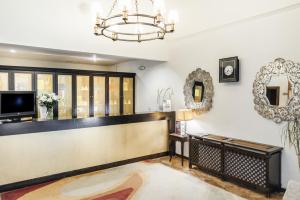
[0,112,175,192]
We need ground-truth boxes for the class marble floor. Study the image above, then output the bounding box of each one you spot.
[160,156,284,200]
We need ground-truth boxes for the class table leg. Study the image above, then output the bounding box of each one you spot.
[181,141,184,166]
[169,140,174,162]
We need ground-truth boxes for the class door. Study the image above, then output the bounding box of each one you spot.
[76,75,90,118]
[123,77,134,115]
[109,77,120,116]
[93,76,106,117]
[57,74,73,119]
[36,73,54,119]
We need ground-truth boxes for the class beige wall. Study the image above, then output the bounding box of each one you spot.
[0,120,168,185]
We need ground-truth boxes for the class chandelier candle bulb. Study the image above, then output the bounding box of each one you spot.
[95,16,101,26]
[135,24,143,34]
[158,31,164,39]
[155,13,162,24]
[101,21,106,28]
[94,26,101,35]
[112,32,118,41]
[122,9,128,22]
[138,34,141,42]
[166,24,175,32]
[168,10,179,24]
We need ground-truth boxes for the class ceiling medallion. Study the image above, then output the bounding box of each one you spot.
[93,0,178,42]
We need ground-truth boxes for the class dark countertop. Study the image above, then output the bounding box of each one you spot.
[189,133,283,154]
[0,111,175,136]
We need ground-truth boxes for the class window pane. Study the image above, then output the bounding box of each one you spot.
[77,76,89,118]
[0,72,8,91]
[15,73,32,91]
[94,76,105,117]
[109,77,120,116]
[37,74,53,119]
[58,75,72,119]
[123,77,133,115]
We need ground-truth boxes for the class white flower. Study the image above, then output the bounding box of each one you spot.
[37,93,60,108]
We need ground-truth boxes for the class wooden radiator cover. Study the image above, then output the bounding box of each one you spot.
[189,134,283,197]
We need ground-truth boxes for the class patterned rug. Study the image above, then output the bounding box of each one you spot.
[1,162,245,200]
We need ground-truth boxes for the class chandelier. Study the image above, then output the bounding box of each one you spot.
[93,0,178,42]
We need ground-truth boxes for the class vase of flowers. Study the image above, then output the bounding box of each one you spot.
[37,93,59,120]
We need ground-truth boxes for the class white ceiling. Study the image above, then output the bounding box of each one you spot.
[0,0,299,62]
[0,43,130,66]
[0,0,169,61]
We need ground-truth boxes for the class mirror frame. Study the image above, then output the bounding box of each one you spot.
[253,58,300,123]
[184,68,214,114]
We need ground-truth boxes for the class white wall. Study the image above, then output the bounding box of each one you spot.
[118,5,300,187]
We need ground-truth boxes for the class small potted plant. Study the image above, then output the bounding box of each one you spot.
[37,93,59,120]
[282,120,300,168]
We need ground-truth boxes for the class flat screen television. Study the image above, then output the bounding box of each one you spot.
[0,91,36,120]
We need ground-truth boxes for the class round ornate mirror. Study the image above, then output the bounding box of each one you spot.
[253,58,300,123]
[184,68,214,114]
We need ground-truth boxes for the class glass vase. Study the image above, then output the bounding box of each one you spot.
[46,108,53,120]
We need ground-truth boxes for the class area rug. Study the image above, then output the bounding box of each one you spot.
[1,162,245,200]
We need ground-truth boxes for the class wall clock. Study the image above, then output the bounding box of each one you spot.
[219,57,239,82]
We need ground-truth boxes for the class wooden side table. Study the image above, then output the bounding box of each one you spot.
[169,133,188,166]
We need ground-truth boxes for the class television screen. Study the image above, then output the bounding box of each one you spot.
[0,92,35,116]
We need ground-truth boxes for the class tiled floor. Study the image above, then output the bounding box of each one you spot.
[158,156,284,200]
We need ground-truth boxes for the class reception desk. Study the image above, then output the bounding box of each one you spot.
[0,112,175,192]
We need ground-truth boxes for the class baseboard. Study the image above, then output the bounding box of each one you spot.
[279,187,286,193]
[0,152,168,193]
[175,153,189,160]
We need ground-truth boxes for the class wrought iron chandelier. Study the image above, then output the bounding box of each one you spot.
[93,0,178,42]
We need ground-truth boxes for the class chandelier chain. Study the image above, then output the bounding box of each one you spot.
[107,0,118,18]
[135,0,139,22]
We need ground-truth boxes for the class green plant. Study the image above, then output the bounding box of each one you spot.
[282,120,300,168]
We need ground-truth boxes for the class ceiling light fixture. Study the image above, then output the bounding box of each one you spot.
[92,54,97,62]
[93,0,178,42]
[9,49,16,53]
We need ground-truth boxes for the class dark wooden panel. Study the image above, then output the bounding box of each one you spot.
[120,76,124,114]
[89,75,94,117]
[0,112,175,136]
[105,75,109,116]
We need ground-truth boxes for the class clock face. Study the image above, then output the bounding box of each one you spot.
[224,65,234,76]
